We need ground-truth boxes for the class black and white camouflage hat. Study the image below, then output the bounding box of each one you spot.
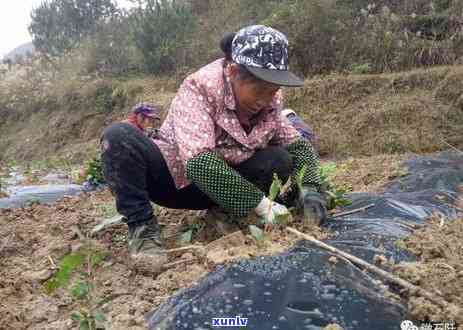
[231,25,303,87]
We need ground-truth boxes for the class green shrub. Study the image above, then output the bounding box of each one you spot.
[94,84,113,113]
[29,0,118,56]
[351,8,462,72]
[85,157,105,185]
[264,0,346,76]
[262,0,463,75]
[80,14,144,75]
[130,0,196,74]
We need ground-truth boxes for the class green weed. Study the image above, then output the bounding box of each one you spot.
[85,157,105,185]
[249,224,267,248]
[44,241,109,329]
[319,163,352,210]
[178,223,204,245]
[45,253,86,294]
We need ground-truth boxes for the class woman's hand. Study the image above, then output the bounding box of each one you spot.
[298,187,328,226]
[254,197,291,230]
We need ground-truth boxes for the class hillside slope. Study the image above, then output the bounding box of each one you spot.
[1,65,462,163]
[287,65,463,157]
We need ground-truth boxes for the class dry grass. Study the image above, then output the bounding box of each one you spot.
[325,153,410,193]
[0,71,177,163]
[2,64,463,164]
[286,65,463,157]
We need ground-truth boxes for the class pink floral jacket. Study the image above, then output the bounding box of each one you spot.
[153,59,301,189]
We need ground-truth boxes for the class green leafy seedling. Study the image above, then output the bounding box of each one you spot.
[326,189,352,210]
[90,251,107,267]
[274,212,291,226]
[179,229,193,244]
[279,176,292,197]
[269,173,282,201]
[178,222,204,245]
[265,173,295,226]
[85,157,105,185]
[71,311,92,330]
[94,310,107,324]
[319,163,337,185]
[71,311,84,322]
[336,197,352,207]
[45,253,86,293]
[249,225,266,247]
[72,282,91,300]
[296,164,308,193]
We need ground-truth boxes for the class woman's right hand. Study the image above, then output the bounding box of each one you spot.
[254,197,291,229]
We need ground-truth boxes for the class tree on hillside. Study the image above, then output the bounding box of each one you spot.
[130,0,196,73]
[29,0,118,56]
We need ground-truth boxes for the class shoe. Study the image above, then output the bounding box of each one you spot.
[127,217,167,274]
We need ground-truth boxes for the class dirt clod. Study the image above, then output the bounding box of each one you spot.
[23,268,55,283]
[328,256,338,264]
[373,254,388,266]
[0,189,329,329]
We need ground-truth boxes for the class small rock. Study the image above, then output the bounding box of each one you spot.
[24,269,55,283]
[131,253,168,277]
[328,256,338,264]
[373,254,387,265]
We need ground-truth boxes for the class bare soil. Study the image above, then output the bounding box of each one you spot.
[286,65,463,157]
[0,189,327,330]
[1,154,461,329]
[393,216,463,324]
[2,66,463,164]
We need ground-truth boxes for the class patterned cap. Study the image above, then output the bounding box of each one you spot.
[132,102,161,119]
[231,25,303,87]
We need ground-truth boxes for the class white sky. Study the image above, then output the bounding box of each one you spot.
[0,0,134,59]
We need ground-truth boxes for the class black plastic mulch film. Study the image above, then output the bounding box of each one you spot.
[147,152,463,330]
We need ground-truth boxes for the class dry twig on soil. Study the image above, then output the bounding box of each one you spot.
[163,245,205,254]
[331,204,375,218]
[162,258,198,270]
[47,255,57,269]
[441,139,463,155]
